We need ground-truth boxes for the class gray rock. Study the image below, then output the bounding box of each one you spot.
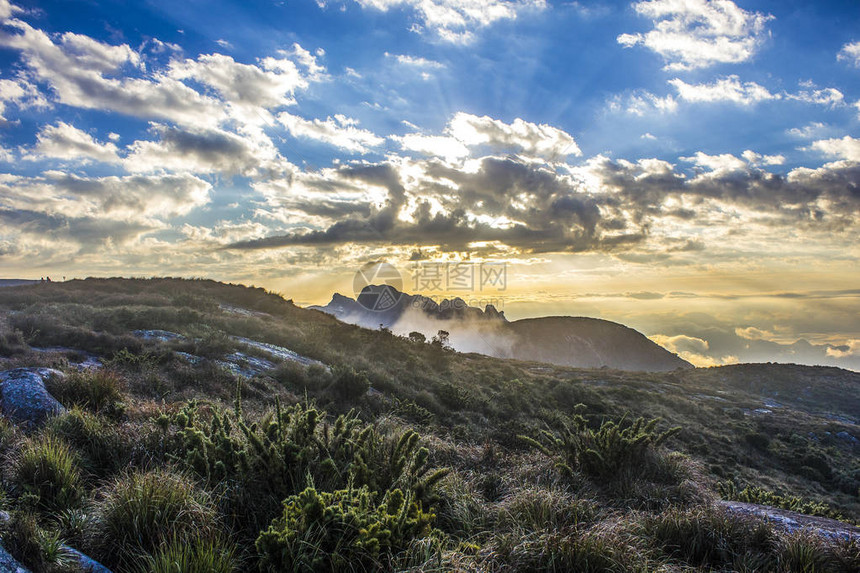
[0,368,65,427]
[231,337,327,369]
[836,431,858,444]
[0,543,30,573]
[63,546,112,573]
[218,352,276,378]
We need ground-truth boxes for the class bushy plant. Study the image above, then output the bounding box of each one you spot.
[522,411,681,482]
[46,407,128,475]
[331,366,370,399]
[719,482,845,522]
[647,505,776,568]
[256,485,435,572]
[45,369,125,417]
[11,435,82,513]
[137,536,238,573]
[93,468,217,567]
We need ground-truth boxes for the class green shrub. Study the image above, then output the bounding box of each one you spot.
[499,487,597,532]
[46,369,125,417]
[11,435,82,513]
[137,536,238,573]
[94,468,217,567]
[719,482,845,522]
[523,412,681,483]
[46,407,129,476]
[331,366,370,399]
[0,511,77,572]
[647,505,776,568]
[256,485,435,572]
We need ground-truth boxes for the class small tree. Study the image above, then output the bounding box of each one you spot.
[431,330,450,349]
[407,331,426,344]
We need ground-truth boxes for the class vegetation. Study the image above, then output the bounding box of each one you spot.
[0,277,856,572]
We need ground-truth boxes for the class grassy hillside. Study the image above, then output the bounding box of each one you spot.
[0,277,857,572]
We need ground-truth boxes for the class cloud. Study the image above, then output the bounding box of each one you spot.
[669,76,778,105]
[124,123,271,175]
[826,339,860,359]
[351,0,547,43]
[810,135,860,162]
[735,326,778,341]
[386,52,445,68]
[0,171,211,221]
[278,112,384,154]
[787,122,832,140]
[25,121,120,163]
[608,90,677,115]
[618,0,772,71]
[393,133,470,162]
[0,19,226,127]
[396,112,581,162]
[788,86,844,107]
[0,76,48,123]
[167,48,318,110]
[838,40,860,67]
[649,333,738,366]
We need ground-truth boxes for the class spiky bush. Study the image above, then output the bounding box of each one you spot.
[719,482,845,522]
[11,435,82,513]
[523,411,681,483]
[93,468,217,567]
[256,485,435,572]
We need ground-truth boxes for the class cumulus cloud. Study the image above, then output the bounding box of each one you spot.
[608,90,677,115]
[168,47,321,110]
[810,135,860,162]
[669,76,778,105]
[386,52,445,68]
[0,171,211,221]
[0,76,48,123]
[124,124,272,175]
[278,112,384,154]
[649,333,738,367]
[618,0,772,70]
[351,0,546,43]
[788,86,844,107]
[0,19,226,127]
[395,112,580,162]
[838,40,860,67]
[25,122,120,163]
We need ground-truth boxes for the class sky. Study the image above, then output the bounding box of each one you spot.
[0,0,858,370]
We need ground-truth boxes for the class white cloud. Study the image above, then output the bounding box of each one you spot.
[26,121,120,163]
[0,171,211,221]
[386,52,445,68]
[0,76,48,123]
[788,86,844,107]
[278,112,384,154]
[787,122,832,139]
[735,326,778,341]
[682,151,748,173]
[125,124,273,175]
[810,135,860,162]
[641,132,657,140]
[352,0,546,43]
[838,40,860,67]
[741,149,784,166]
[669,75,778,105]
[392,133,470,162]
[168,49,316,110]
[619,0,772,70]
[215,39,234,50]
[447,112,581,158]
[609,90,677,115]
[0,19,226,127]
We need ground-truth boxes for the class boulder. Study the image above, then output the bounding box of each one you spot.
[0,368,65,427]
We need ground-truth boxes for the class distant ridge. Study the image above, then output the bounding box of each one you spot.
[310,285,692,372]
[0,279,39,288]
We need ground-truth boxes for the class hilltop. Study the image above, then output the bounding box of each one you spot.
[0,277,856,572]
[312,285,692,372]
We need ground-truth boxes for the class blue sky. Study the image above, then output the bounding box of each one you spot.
[0,0,858,369]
